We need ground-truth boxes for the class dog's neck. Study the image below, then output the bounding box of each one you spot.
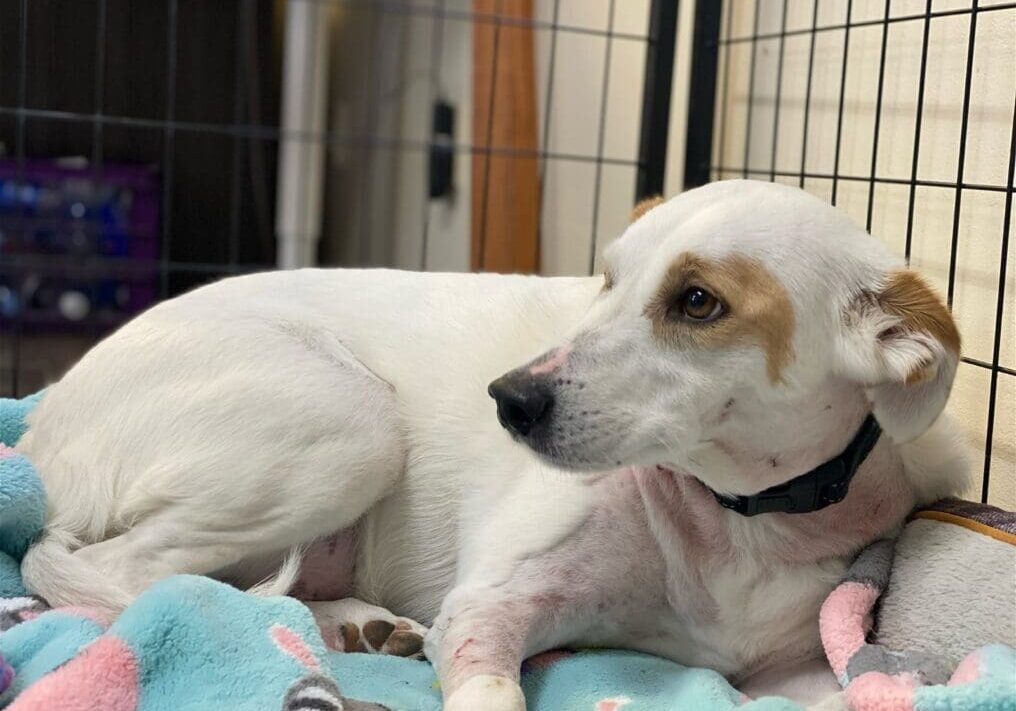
[634,433,912,570]
[678,378,877,497]
[707,414,882,516]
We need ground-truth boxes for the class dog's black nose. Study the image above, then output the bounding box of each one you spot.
[488,373,553,436]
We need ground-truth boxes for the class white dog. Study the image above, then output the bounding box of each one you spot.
[17,180,966,710]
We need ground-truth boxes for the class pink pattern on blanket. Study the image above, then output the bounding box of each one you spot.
[596,697,631,711]
[820,581,880,679]
[0,444,16,458]
[844,671,917,711]
[948,650,982,686]
[8,635,139,711]
[271,624,321,672]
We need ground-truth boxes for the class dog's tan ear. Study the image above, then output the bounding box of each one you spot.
[837,270,960,443]
[631,196,664,222]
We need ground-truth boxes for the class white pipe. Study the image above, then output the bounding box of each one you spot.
[275,0,331,269]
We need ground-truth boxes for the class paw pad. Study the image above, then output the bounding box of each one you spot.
[355,619,425,658]
[331,620,425,658]
[337,623,369,653]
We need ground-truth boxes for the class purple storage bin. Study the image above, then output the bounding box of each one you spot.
[0,159,161,331]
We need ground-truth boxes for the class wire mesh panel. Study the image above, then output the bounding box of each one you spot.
[0,0,282,395]
[685,0,1016,506]
[0,0,678,397]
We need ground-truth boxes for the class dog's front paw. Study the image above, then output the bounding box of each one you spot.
[445,675,525,711]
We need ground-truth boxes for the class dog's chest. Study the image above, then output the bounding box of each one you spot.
[603,557,841,677]
[620,469,848,674]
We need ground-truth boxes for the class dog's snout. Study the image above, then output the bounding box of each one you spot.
[488,373,554,437]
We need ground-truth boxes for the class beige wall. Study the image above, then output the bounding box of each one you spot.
[534,0,650,276]
[715,0,1015,507]
[319,3,473,272]
[318,1,687,276]
[536,0,698,275]
[318,1,663,276]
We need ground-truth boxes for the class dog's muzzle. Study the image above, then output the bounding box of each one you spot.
[488,372,554,437]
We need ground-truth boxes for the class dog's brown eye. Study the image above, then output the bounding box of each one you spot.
[679,287,724,322]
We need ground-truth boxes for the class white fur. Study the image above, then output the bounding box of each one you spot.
[445,675,527,711]
[17,180,968,709]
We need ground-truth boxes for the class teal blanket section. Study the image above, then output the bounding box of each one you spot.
[0,392,41,450]
[0,389,45,595]
[519,650,803,711]
[0,610,106,701]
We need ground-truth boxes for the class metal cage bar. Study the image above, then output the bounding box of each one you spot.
[587,0,618,274]
[682,0,721,189]
[686,0,1016,503]
[1,0,675,396]
[635,0,680,201]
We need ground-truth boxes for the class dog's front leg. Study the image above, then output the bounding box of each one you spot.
[428,585,559,711]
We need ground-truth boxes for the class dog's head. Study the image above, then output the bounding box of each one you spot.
[489,180,960,496]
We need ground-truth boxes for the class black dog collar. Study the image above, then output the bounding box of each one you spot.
[711,414,883,517]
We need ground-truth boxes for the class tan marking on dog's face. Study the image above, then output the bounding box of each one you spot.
[878,271,961,382]
[903,365,937,385]
[644,253,796,383]
[631,195,664,221]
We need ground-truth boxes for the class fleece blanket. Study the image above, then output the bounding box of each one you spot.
[0,392,1012,710]
[820,538,1015,711]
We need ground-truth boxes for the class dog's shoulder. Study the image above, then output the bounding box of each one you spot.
[896,412,971,506]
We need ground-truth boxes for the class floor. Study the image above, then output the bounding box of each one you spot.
[0,333,95,397]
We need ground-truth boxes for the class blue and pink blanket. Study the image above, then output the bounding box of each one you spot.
[0,392,1012,710]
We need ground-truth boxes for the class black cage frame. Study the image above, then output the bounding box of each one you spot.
[685,0,1015,503]
[0,0,679,396]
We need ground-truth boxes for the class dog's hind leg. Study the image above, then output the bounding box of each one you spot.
[21,325,407,614]
[62,515,304,602]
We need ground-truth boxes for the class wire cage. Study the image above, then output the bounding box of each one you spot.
[684,0,1015,504]
[0,0,676,396]
[0,0,283,394]
[0,0,1013,506]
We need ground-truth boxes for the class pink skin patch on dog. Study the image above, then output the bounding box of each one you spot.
[291,528,357,602]
[948,650,982,685]
[820,581,881,680]
[845,671,917,711]
[453,638,477,659]
[271,624,321,672]
[529,345,572,376]
[597,697,632,711]
[8,635,140,711]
